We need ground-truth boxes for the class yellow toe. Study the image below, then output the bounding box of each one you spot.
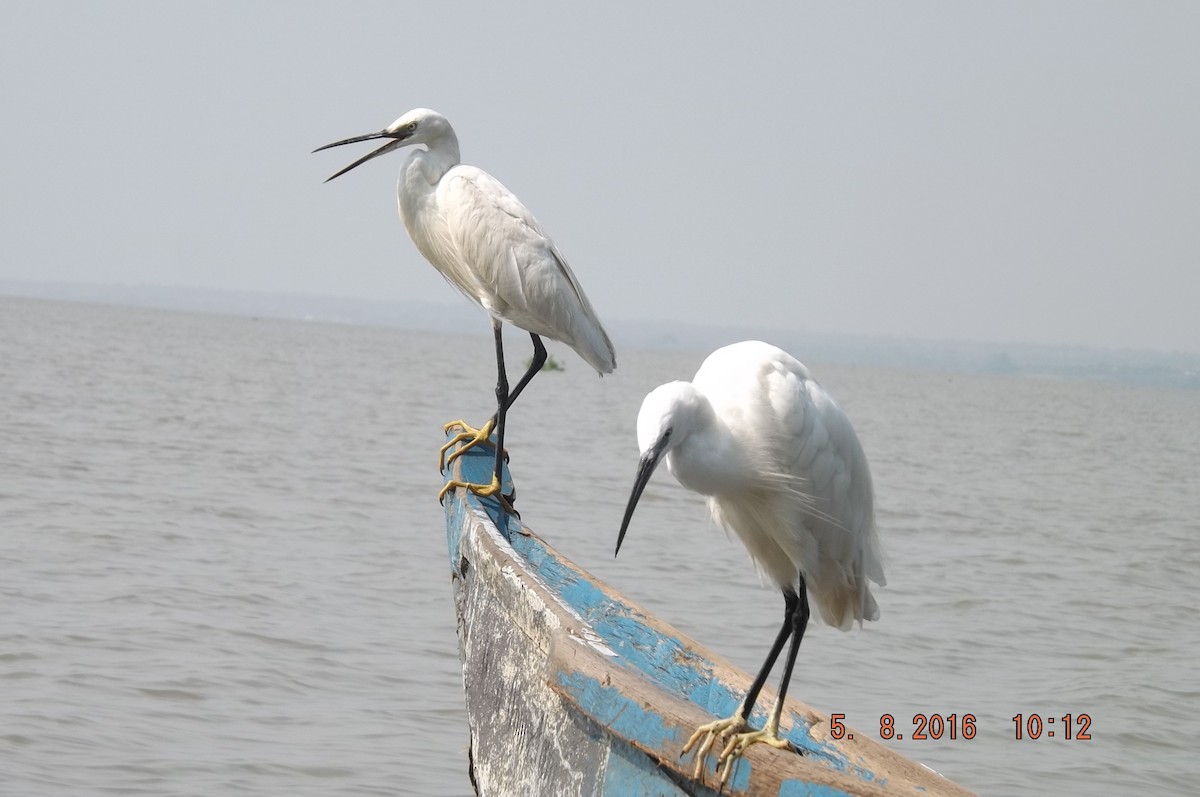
[715,716,792,787]
[438,418,495,472]
[681,715,746,782]
[438,474,503,504]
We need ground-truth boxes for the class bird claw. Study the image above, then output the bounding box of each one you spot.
[438,473,500,502]
[681,715,747,783]
[720,724,793,758]
[438,475,519,516]
[714,720,792,787]
[681,713,794,787]
[439,419,497,472]
[438,419,510,472]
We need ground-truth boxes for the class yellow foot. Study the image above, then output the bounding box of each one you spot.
[715,718,792,787]
[437,475,517,516]
[438,473,501,504]
[680,714,747,782]
[438,418,495,473]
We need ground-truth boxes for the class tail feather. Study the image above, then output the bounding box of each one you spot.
[810,550,881,631]
[570,314,616,374]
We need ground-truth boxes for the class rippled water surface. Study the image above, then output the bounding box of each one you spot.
[2,296,1197,795]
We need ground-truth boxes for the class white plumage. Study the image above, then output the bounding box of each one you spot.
[316,108,614,501]
[616,340,884,783]
[388,111,615,373]
[317,108,614,374]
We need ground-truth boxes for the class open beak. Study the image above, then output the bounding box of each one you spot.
[615,434,670,557]
[313,129,412,183]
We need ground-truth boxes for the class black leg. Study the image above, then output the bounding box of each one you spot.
[505,333,546,409]
[478,333,543,473]
[772,578,810,711]
[481,333,545,429]
[736,589,800,722]
[490,320,509,493]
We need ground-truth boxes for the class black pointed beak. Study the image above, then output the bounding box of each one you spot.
[313,129,411,183]
[615,435,670,557]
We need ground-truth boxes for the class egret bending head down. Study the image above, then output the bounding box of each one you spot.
[315,109,616,506]
[616,341,885,786]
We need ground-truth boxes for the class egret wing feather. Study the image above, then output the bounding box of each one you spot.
[436,167,615,373]
[771,356,885,628]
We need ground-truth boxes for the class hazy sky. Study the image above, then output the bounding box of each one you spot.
[2,2,1197,353]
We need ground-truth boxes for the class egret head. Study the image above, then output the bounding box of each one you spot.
[615,382,704,557]
[314,108,456,182]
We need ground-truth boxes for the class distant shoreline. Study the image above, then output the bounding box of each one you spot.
[3,281,1197,389]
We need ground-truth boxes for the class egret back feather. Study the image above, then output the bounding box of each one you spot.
[691,341,884,629]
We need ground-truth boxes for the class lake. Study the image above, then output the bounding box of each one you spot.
[1,296,1195,795]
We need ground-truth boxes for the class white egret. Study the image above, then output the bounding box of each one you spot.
[315,109,616,505]
[615,341,885,786]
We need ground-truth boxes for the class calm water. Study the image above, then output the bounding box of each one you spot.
[1,296,1197,796]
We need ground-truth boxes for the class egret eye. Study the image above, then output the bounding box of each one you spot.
[407,122,417,131]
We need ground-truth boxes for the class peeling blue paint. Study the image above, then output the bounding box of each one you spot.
[778,781,856,797]
[554,670,681,750]
[602,749,694,797]
[555,670,747,795]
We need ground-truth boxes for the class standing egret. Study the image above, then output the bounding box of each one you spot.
[615,341,885,786]
[315,109,616,505]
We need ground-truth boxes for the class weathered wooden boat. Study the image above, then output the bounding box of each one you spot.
[442,429,976,796]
